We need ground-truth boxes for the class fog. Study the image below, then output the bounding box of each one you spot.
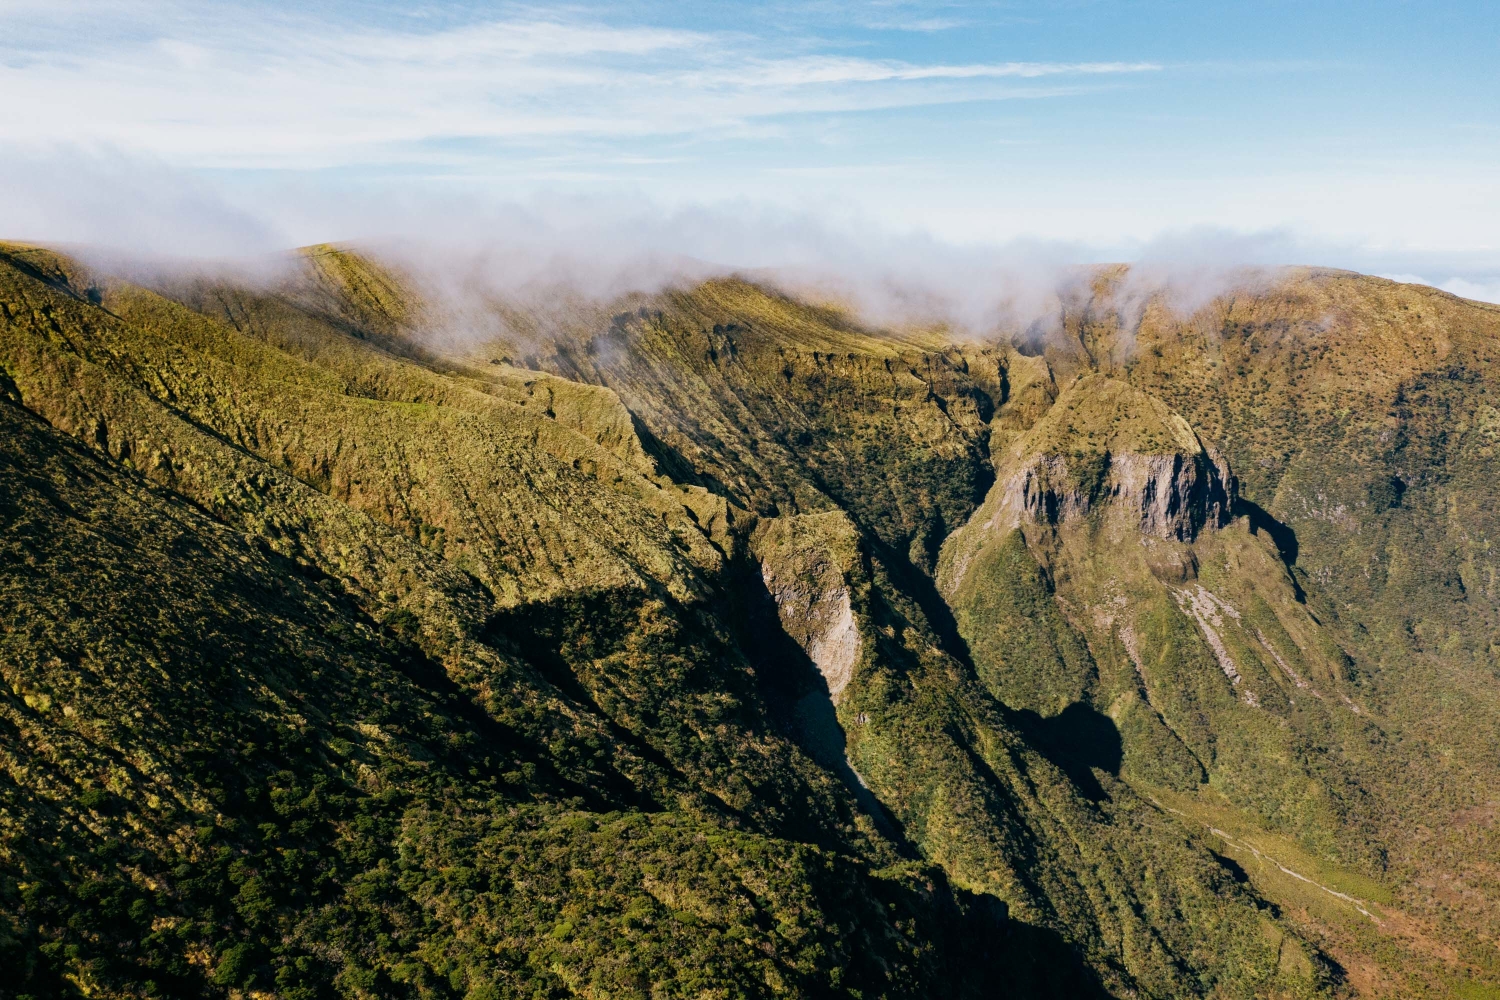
[3,151,1497,355]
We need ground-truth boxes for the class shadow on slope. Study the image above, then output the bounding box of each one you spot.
[1010,703,1124,803]
[2,396,1106,1000]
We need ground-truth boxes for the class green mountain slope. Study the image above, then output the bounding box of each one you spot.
[1,243,1496,998]
[936,272,1500,997]
[0,392,1025,999]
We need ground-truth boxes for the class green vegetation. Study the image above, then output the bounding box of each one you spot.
[950,268,1500,995]
[1,243,1497,998]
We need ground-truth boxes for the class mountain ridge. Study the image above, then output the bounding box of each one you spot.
[2,242,1497,999]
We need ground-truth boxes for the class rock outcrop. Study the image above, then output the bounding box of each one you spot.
[752,511,863,702]
[941,373,1235,595]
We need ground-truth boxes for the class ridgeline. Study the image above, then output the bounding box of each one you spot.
[2,244,1498,999]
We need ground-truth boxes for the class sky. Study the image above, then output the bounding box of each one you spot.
[2,0,1498,301]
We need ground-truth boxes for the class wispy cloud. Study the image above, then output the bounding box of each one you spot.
[0,4,1158,168]
[1440,277,1500,304]
[2,143,1496,336]
[725,57,1160,86]
[864,17,965,32]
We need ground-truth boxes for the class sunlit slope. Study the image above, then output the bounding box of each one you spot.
[408,258,1346,997]
[938,370,1368,845]
[1,242,921,846]
[0,244,1101,999]
[2,244,1032,1000]
[6,241,1498,999]
[468,276,1003,570]
[1113,273,1500,920]
[945,269,1500,996]
[0,395,1020,999]
[457,259,1500,997]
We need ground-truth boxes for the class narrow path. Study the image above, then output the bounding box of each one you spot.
[1151,797,1382,924]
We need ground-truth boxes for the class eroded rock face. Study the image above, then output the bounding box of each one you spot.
[751,512,862,702]
[995,448,1234,542]
[940,374,1236,595]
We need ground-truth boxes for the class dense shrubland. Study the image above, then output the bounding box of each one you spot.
[2,244,1497,998]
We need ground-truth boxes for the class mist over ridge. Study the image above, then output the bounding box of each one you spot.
[6,226,1500,997]
[7,155,1499,367]
[5,5,1500,993]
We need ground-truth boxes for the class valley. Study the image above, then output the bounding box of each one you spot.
[2,243,1498,999]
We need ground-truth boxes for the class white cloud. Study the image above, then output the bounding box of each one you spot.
[0,151,287,257]
[0,6,1158,167]
[727,57,1159,87]
[865,17,965,32]
[1438,277,1500,305]
[2,143,1496,357]
[1376,273,1500,305]
[3,3,1492,261]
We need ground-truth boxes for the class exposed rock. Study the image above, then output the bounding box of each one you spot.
[986,448,1233,541]
[1174,585,1245,687]
[940,374,1235,595]
[751,511,862,702]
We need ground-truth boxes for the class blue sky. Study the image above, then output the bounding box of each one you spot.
[2,1,1498,296]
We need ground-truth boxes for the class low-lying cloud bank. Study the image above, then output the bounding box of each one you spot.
[2,151,1497,352]
[1379,274,1500,308]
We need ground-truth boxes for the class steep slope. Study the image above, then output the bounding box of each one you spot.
[940,369,1384,862]
[960,269,1500,996]
[460,261,1500,997]
[0,395,1014,999]
[469,279,1002,571]
[436,267,1342,998]
[4,240,1498,999]
[0,244,1027,999]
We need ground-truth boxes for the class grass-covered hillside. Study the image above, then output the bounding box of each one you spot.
[0,243,1496,999]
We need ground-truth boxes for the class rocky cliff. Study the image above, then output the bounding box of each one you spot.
[2,244,1498,999]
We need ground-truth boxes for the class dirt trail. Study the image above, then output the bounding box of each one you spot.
[1150,797,1381,923]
